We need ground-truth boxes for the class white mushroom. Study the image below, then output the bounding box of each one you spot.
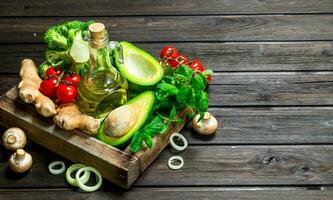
[2,127,27,151]
[192,112,218,135]
[9,149,33,173]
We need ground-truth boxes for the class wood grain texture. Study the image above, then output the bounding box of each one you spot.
[209,72,333,106]
[0,76,18,95]
[2,42,333,74]
[0,142,71,188]
[0,187,333,200]
[182,107,333,145]
[1,0,333,16]
[136,145,333,186]
[0,88,140,189]
[1,0,333,198]
[1,15,333,43]
[1,144,332,187]
[1,87,332,145]
[2,71,333,106]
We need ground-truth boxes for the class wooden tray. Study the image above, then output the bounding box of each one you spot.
[0,86,188,189]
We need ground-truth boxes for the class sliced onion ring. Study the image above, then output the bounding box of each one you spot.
[168,156,184,170]
[48,161,66,175]
[169,132,188,151]
[75,166,102,192]
[66,164,90,186]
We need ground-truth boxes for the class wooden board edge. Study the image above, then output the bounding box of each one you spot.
[0,86,140,189]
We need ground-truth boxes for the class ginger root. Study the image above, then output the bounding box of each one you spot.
[18,59,57,117]
[54,103,100,134]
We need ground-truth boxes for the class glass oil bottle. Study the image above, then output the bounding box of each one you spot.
[77,23,128,118]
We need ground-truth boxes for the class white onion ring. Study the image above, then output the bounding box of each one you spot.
[76,166,102,192]
[66,164,90,186]
[169,132,188,151]
[168,156,184,170]
[48,161,66,175]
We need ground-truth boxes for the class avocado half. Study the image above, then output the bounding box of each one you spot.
[114,41,163,91]
[97,90,155,147]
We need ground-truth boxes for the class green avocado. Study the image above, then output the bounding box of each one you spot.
[97,90,155,147]
[114,41,163,91]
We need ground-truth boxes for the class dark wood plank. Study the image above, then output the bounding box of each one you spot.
[136,145,333,186]
[2,71,333,106]
[182,107,333,145]
[0,142,70,188]
[1,0,333,16]
[1,85,332,145]
[0,76,17,95]
[0,187,333,200]
[1,15,333,43]
[1,144,332,187]
[209,72,333,106]
[2,42,333,74]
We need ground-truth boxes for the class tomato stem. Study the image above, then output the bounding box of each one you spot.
[56,72,65,87]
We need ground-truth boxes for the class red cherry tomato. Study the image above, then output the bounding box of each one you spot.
[56,83,77,103]
[45,66,63,78]
[189,60,204,72]
[39,77,58,98]
[62,73,81,86]
[206,74,212,82]
[166,54,180,69]
[160,46,178,59]
[176,54,188,65]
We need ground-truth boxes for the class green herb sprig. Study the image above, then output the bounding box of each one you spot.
[130,64,210,153]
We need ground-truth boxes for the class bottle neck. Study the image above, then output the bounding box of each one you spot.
[87,32,118,78]
[89,32,109,49]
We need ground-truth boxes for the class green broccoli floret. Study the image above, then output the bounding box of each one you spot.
[44,20,94,50]
[64,20,92,31]
[45,49,68,67]
[38,61,51,78]
[43,20,94,75]
[65,20,94,41]
[44,26,69,50]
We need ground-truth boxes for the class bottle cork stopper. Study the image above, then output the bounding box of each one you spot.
[89,23,105,39]
[7,135,16,144]
[16,149,26,160]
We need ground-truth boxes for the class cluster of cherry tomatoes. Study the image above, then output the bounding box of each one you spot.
[39,66,80,103]
[160,46,212,81]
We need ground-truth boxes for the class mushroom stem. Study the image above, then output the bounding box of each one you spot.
[9,149,33,173]
[7,135,17,144]
[15,149,26,161]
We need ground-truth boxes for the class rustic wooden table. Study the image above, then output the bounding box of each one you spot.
[0,1,333,199]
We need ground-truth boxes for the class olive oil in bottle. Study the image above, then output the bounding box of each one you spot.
[77,23,128,118]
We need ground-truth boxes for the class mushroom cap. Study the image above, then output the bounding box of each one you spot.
[192,112,218,135]
[2,127,27,151]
